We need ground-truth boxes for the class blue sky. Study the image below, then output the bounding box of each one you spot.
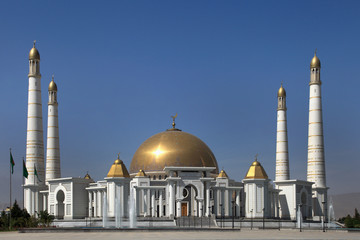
[0,0,359,204]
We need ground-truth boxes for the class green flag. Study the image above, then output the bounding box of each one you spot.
[34,165,41,182]
[10,152,15,174]
[23,160,28,179]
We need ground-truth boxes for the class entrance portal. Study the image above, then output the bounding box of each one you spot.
[56,190,65,219]
[181,202,188,216]
[182,185,198,216]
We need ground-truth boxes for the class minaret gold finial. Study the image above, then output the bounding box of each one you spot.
[117,152,121,159]
[52,74,54,81]
[171,113,178,128]
[315,48,317,56]
[33,40,36,48]
[255,153,258,161]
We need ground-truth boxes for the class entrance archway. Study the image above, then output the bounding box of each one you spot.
[56,190,65,219]
[181,185,198,216]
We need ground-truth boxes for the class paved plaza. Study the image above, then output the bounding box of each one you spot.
[1,230,360,240]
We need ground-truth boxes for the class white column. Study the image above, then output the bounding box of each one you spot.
[88,191,92,217]
[120,185,124,218]
[94,191,98,217]
[236,190,240,217]
[25,45,45,217]
[228,190,232,217]
[307,84,326,187]
[159,190,163,217]
[147,189,151,216]
[98,191,102,217]
[176,200,181,217]
[46,77,60,181]
[169,182,175,216]
[151,190,155,217]
[43,194,47,211]
[206,186,210,216]
[199,200,203,217]
[275,84,290,181]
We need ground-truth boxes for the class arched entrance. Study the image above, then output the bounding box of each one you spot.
[181,185,198,216]
[56,190,65,219]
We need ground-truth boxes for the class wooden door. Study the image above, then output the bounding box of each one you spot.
[181,202,188,216]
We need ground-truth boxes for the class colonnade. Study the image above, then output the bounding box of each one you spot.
[88,190,106,218]
[213,188,241,217]
[135,187,165,217]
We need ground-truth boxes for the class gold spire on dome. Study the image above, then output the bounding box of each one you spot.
[217,169,229,178]
[136,169,147,177]
[107,154,130,178]
[167,113,181,131]
[84,172,92,179]
[310,49,321,69]
[245,154,268,179]
[29,40,40,60]
[48,75,58,91]
[277,83,286,97]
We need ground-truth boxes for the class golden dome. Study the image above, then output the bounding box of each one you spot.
[130,129,219,175]
[245,160,268,179]
[310,51,321,69]
[107,158,130,178]
[277,84,286,97]
[217,170,228,178]
[136,169,147,177]
[49,79,57,91]
[84,173,92,179]
[29,41,40,60]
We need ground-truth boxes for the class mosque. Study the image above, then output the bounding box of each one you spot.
[23,42,328,226]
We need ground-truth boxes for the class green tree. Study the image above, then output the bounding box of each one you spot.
[354,208,360,220]
[38,210,54,227]
[344,214,354,228]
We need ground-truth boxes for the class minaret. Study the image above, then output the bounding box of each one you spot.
[275,84,289,181]
[46,76,61,180]
[307,50,328,219]
[24,41,45,215]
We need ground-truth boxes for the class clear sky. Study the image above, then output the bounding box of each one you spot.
[0,0,359,205]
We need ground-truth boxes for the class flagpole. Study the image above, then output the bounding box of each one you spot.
[22,157,25,210]
[9,148,12,231]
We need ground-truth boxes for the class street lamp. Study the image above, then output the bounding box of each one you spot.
[208,206,211,228]
[322,201,326,232]
[219,203,224,228]
[200,206,203,228]
[250,209,253,230]
[262,208,265,230]
[298,204,302,232]
[278,206,281,231]
[231,200,235,229]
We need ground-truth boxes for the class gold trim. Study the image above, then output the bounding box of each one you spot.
[310,96,321,99]
[309,122,322,124]
[309,109,321,112]
[28,103,42,105]
[27,130,43,132]
[28,74,42,78]
[308,135,323,137]
[28,89,41,92]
